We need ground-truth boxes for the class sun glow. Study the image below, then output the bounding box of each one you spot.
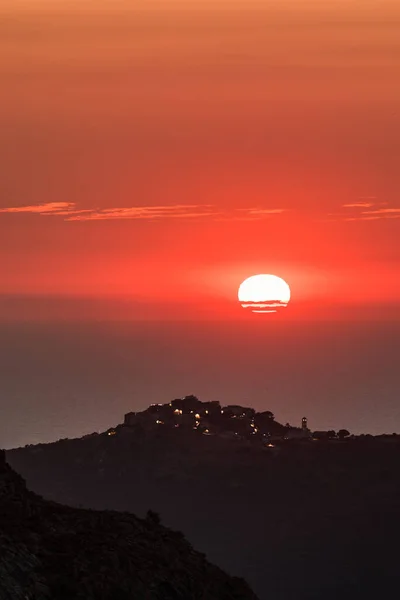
[238,274,291,313]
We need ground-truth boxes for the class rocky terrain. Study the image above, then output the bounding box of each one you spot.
[0,449,257,600]
[7,398,400,599]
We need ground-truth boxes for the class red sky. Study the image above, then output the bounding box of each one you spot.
[1,0,400,319]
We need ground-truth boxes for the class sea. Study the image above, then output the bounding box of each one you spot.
[0,319,399,449]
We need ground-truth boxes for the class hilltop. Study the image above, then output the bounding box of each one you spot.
[7,397,400,600]
[0,449,257,600]
[121,396,288,442]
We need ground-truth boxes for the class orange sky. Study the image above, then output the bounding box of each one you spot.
[1,0,399,318]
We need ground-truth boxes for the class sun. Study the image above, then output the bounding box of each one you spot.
[238,274,291,313]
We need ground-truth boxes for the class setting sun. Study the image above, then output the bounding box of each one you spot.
[238,274,291,313]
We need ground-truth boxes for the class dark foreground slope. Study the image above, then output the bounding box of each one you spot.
[7,405,400,600]
[0,450,257,600]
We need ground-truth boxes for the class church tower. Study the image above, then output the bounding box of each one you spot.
[302,417,308,431]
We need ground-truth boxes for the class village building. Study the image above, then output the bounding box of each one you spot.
[284,427,310,440]
[223,405,255,419]
[170,395,202,412]
[124,412,137,427]
[197,401,221,417]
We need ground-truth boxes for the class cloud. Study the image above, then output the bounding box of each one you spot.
[65,205,217,221]
[0,202,76,214]
[66,205,288,222]
[342,202,376,209]
[361,208,400,215]
[215,208,288,222]
[0,202,288,222]
[236,208,287,216]
[334,199,400,222]
[2,200,398,224]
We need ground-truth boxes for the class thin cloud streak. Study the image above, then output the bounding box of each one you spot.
[0,202,75,214]
[342,202,376,209]
[236,208,287,217]
[0,202,288,222]
[334,200,400,222]
[362,208,400,215]
[343,214,400,222]
[236,208,287,215]
[65,205,217,221]
[2,200,399,223]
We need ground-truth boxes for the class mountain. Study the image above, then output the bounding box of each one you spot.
[0,449,257,600]
[7,397,400,599]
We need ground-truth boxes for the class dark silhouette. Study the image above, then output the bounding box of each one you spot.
[0,449,257,600]
[260,410,274,420]
[146,508,161,526]
[338,429,351,439]
[7,398,400,600]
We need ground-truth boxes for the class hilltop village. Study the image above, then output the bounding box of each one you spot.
[114,396,351,445]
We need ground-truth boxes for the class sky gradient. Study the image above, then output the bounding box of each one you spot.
[1,0,400,318]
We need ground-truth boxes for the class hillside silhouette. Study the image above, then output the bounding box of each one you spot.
[0,449,257,599]
[7,397,400,600]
